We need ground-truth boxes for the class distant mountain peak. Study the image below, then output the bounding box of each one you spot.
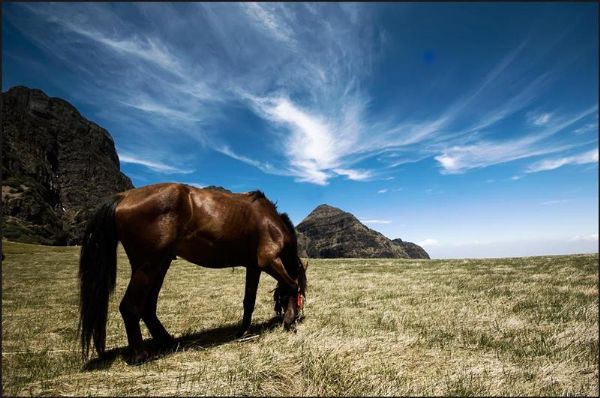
[314,203,341,211]
[308,204,346,216]
[296,203,429,259]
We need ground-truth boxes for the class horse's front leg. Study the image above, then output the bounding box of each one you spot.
[237,266,261,338]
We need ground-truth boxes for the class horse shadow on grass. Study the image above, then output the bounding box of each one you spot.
[83,316,283,371]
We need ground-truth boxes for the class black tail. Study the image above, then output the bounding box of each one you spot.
[78,195,123,360]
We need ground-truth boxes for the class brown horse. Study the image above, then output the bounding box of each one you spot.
[78,183,307,364]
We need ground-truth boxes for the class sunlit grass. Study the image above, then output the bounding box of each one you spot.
[2,240,598,396]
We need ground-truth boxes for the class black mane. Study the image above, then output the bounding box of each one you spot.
[248,190,266,202]
[272,210,307,303]
[274,210,307,308]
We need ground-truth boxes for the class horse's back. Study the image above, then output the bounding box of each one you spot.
[176,188,267,267]
[114,183,282,268]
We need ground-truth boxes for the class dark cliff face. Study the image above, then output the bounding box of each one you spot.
[391,238,430,259]
[2,86,133,245]
[296,204,410,258]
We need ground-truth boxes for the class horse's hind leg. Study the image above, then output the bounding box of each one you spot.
[119,267,153,364]
[142,260,175,350]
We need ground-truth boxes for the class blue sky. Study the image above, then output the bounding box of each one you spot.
[3,2,598,258]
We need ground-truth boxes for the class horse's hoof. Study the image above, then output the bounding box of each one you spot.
[283,322,297,332]
[127,350,149,365]
[236,329,250,339]
[157,336,177,351]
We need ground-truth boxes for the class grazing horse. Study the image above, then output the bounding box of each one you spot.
[78,183,307,364]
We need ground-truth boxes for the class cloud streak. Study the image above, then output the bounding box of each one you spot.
[435,106,598,174]
[526,111,552,126]
[573,123,596,135]
[118,152,195,174]
[526,148,598,173]
[541,199,572,205]
[360,219,392,225]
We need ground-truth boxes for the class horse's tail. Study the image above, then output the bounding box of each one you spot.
[78,194,123,360]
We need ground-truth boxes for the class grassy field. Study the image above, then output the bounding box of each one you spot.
[2,240,598,396]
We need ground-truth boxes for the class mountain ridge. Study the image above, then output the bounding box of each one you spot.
[2,86,133,245]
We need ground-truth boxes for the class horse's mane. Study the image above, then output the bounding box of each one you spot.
[248,190,267,202]
[278,212,307,295]
[279,212,296,239]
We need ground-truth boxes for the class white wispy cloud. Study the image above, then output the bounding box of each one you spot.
[243,3,296,46]
[264,97,337,177]
[431,39,529,128]
[333,168,373,181]
[526,111,552,126]
[541,199,572,205]
[526,148,598,173]
[119,99,202,122]
[462,72,553,133]
[22,4,186,78]
[573,123,596,135]
[411,40,555,143]
[240,93,373,184]
[118,152,195,174]
[360,219,392,225]
[435,106,598,174]
[434,140,560,174]
[75,30,184,78]
[215,145,289,177]
[377,189,388,194]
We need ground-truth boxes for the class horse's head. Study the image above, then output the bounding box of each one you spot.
[272,211,308,330]
[273,258,308,329]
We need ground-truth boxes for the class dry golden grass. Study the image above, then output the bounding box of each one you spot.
[2,240,598,396]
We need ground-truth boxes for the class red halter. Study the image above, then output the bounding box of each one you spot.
[296,292,305,310]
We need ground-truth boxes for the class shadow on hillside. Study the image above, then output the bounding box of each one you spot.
[82,316,283,371]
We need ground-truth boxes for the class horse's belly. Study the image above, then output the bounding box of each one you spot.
[176,238,255,268]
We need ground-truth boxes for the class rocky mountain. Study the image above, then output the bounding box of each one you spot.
[296,204,429,259]
[296,231,310,258]
[391,238,430,259]
[2,86,133,245]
